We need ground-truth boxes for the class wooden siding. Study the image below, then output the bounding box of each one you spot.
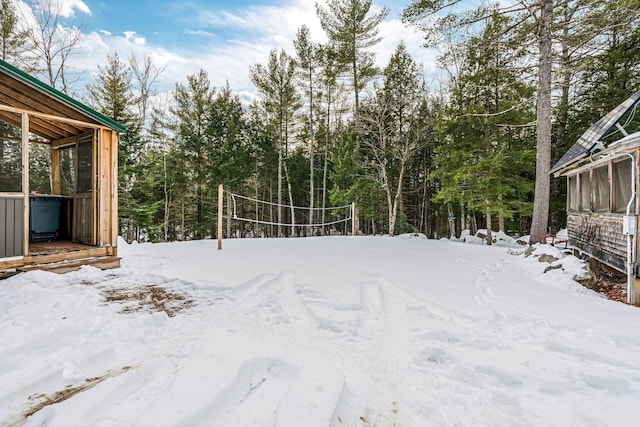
[567,211,628,273]
[0,196,23,258]
[72,194,94,245]
[0,62,122,272]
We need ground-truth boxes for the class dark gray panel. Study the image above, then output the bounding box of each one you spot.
[552,90,640,173]
[1,197,23,258]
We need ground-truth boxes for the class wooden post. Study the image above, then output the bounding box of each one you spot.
[22,112,29,256]
[51,147,60,194]
[218,184,223,250]
[632,277,640,307]
[351,202,356,236]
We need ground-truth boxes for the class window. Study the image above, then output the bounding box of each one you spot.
[580,171,591,211]
[568,175,578,211]
[593,166,609,212]
[614,158,632,213]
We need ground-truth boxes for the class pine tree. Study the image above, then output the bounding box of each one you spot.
[0,0,30,65]
[402,0,553,242]
[358,43,427,236]
[250,49,300,236]
[0,0,38,193]
[172,70,215,240]
[86,53,142,241]
[317,44,347,234]
[294,25,321,233]
[431,13,536,243]
[316,0,388,146]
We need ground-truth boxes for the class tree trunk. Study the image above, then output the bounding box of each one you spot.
[181,196,185,241]
[352,47,359,148]
[283,159,295,237]
[461,204,466,232]
[420,170,428,235]
[447,204,456,238]
[321,121,329,236]
[269,183,274,237]
[530,0,553,244]
[498,194,505,232]
[163,153,169,242]
[308,78,315,237]
[486,205,493,246]
[195,182,203,240]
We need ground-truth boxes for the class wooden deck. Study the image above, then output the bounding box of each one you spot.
[0,240,120,276]
[28,240,92,255]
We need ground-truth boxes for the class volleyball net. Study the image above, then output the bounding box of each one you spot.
[216,185,355,247]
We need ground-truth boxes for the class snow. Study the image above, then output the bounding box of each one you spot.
[2,236,640,426]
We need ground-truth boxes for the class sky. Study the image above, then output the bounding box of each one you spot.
[14,0,438,103]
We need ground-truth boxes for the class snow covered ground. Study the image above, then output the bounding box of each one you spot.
[2,235,640,426]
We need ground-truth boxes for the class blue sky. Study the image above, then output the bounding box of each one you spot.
[16,0,437,102]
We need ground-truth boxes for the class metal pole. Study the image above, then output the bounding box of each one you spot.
[623,153,637,304]
[218,184,223,250]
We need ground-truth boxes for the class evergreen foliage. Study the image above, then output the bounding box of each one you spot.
[2,0,640,242]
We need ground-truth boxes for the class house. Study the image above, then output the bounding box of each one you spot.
[0,59,124,275]
[551,90,640,306]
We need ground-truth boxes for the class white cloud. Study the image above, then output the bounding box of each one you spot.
[184,29,217,37]
[36,0,91,18]
[376,18,438,74]
[123,31,146,45]
[18,0,439,104]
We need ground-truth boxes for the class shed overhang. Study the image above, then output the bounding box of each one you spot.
[0,59,125,141]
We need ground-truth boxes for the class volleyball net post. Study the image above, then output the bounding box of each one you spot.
[352,202,356,236]
[218,184,223,250]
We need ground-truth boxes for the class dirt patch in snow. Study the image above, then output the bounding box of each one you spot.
[585,259,629,304]
[21,366,133,422]
[102,285,194,317]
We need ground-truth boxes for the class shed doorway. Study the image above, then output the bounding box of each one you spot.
[55,132,96,246]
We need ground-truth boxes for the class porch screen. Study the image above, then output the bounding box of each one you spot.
[77,139,92,193]
[568,175,578,211]
[614,158,632,213]
[594,166,609,212]
[60,146,75,196]
[580,171,590,211]
[0,138,21,192]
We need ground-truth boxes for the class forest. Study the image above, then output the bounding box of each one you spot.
[1,0,640,244]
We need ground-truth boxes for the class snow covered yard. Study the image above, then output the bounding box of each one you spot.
[2,235,640,427]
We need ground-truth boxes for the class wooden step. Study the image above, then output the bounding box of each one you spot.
[17,256,121,274]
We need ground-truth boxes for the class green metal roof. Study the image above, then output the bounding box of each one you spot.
[0,59,126,133]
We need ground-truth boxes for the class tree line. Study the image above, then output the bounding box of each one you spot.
[2,0,640,243]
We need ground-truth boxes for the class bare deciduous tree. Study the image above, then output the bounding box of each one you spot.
[28,0,84,93]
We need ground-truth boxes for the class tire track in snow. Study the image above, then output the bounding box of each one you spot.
[328,275,416,426]
[137,330,345,427]
[230,271,322,328]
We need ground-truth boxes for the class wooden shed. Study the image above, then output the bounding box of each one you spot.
[552,90,640,305]
[0,59,124,275]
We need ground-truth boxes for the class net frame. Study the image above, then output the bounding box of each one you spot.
[226,190,353,229]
